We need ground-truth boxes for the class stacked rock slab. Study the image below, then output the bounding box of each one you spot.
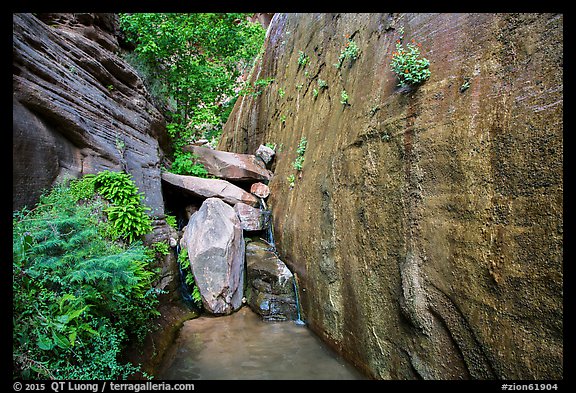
[167,144,298,319]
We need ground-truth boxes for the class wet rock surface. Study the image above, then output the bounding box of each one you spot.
[245,240,298,321]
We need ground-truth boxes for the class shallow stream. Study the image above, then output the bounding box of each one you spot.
[157,306,366,380]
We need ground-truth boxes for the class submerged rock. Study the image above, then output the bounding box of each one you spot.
[180,198,245,315]
[245,240,298,321]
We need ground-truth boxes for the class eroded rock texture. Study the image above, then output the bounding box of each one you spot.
[219,13,563,379]
[13,13,168,215]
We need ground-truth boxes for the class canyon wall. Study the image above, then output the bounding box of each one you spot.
[13,13,168,215]
[219,13,563,379]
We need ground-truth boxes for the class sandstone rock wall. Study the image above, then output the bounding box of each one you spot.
[219,13,563,379]
[13,13,167,215]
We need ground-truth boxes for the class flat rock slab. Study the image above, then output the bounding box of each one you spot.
[183,145,273,182]
[161,172,259,207]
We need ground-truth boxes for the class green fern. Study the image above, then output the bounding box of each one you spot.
[13,174,161,380]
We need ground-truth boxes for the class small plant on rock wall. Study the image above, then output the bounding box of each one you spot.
[334,36,360,69]
[297,50,309,68]
[340,89,350,106]
[390,39,431,88]
[292,137,307,171]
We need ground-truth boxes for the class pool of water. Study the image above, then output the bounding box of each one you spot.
[156,306,367,380]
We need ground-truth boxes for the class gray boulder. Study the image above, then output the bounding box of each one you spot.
[180,198,245,315]
[245,240,298,321]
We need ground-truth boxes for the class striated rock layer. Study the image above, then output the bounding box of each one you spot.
[219,13,563,379]
[13,13,168,215]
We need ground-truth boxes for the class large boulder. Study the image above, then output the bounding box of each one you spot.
[182,145,273,182]
[245,240,298,321]
[161,172,259,207]
[180,198,245,315]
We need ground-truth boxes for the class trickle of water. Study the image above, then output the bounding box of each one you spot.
[292,273,305,326]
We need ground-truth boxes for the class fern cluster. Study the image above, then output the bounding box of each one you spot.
[13,176,161,379]
[87,171,153,243]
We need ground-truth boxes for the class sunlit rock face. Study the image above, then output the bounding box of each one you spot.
[219,13,563,379]
[13,13,167,215]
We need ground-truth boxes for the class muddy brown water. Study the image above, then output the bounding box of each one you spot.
[156,306,367,380]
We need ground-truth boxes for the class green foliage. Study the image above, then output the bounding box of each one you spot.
[165,214,178,230]
[170,151,210,178]
[241,77,274,97]
[278,87,285,98]
[119,13,265,170]
[287,174,296,189]
[340,90,350,105]
[68,174,96,201]
[177,249,202,307]
[291,136,308,175]
[92,171,153,243]
[265,142,276,151]
[334,37,360,68]
[297,51,309,68]
[390,40,431,87]
[151,241,171,257]
[13,178,161,379]
[317,79,328,90]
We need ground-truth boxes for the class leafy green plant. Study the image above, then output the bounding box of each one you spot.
[334,37,360,68]
[287,174,295,189]
[459,77,471,93]
[278,87,285,98]
[170,152,209,178]
[292,137,307,171]
[280,114,287,124]
[92,171,153,243]
[313,88,319,98]
[165,214,177,230]
[340,90,350,105]
[318,79,328,90]
[13,178,161,379]
[390,39,431,87]
[297,50,309,68]
[241,77,274,97]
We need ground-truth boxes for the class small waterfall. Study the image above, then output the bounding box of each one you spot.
[259,197,276,251]
[292,273,305,325]
[258,197,303,324]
